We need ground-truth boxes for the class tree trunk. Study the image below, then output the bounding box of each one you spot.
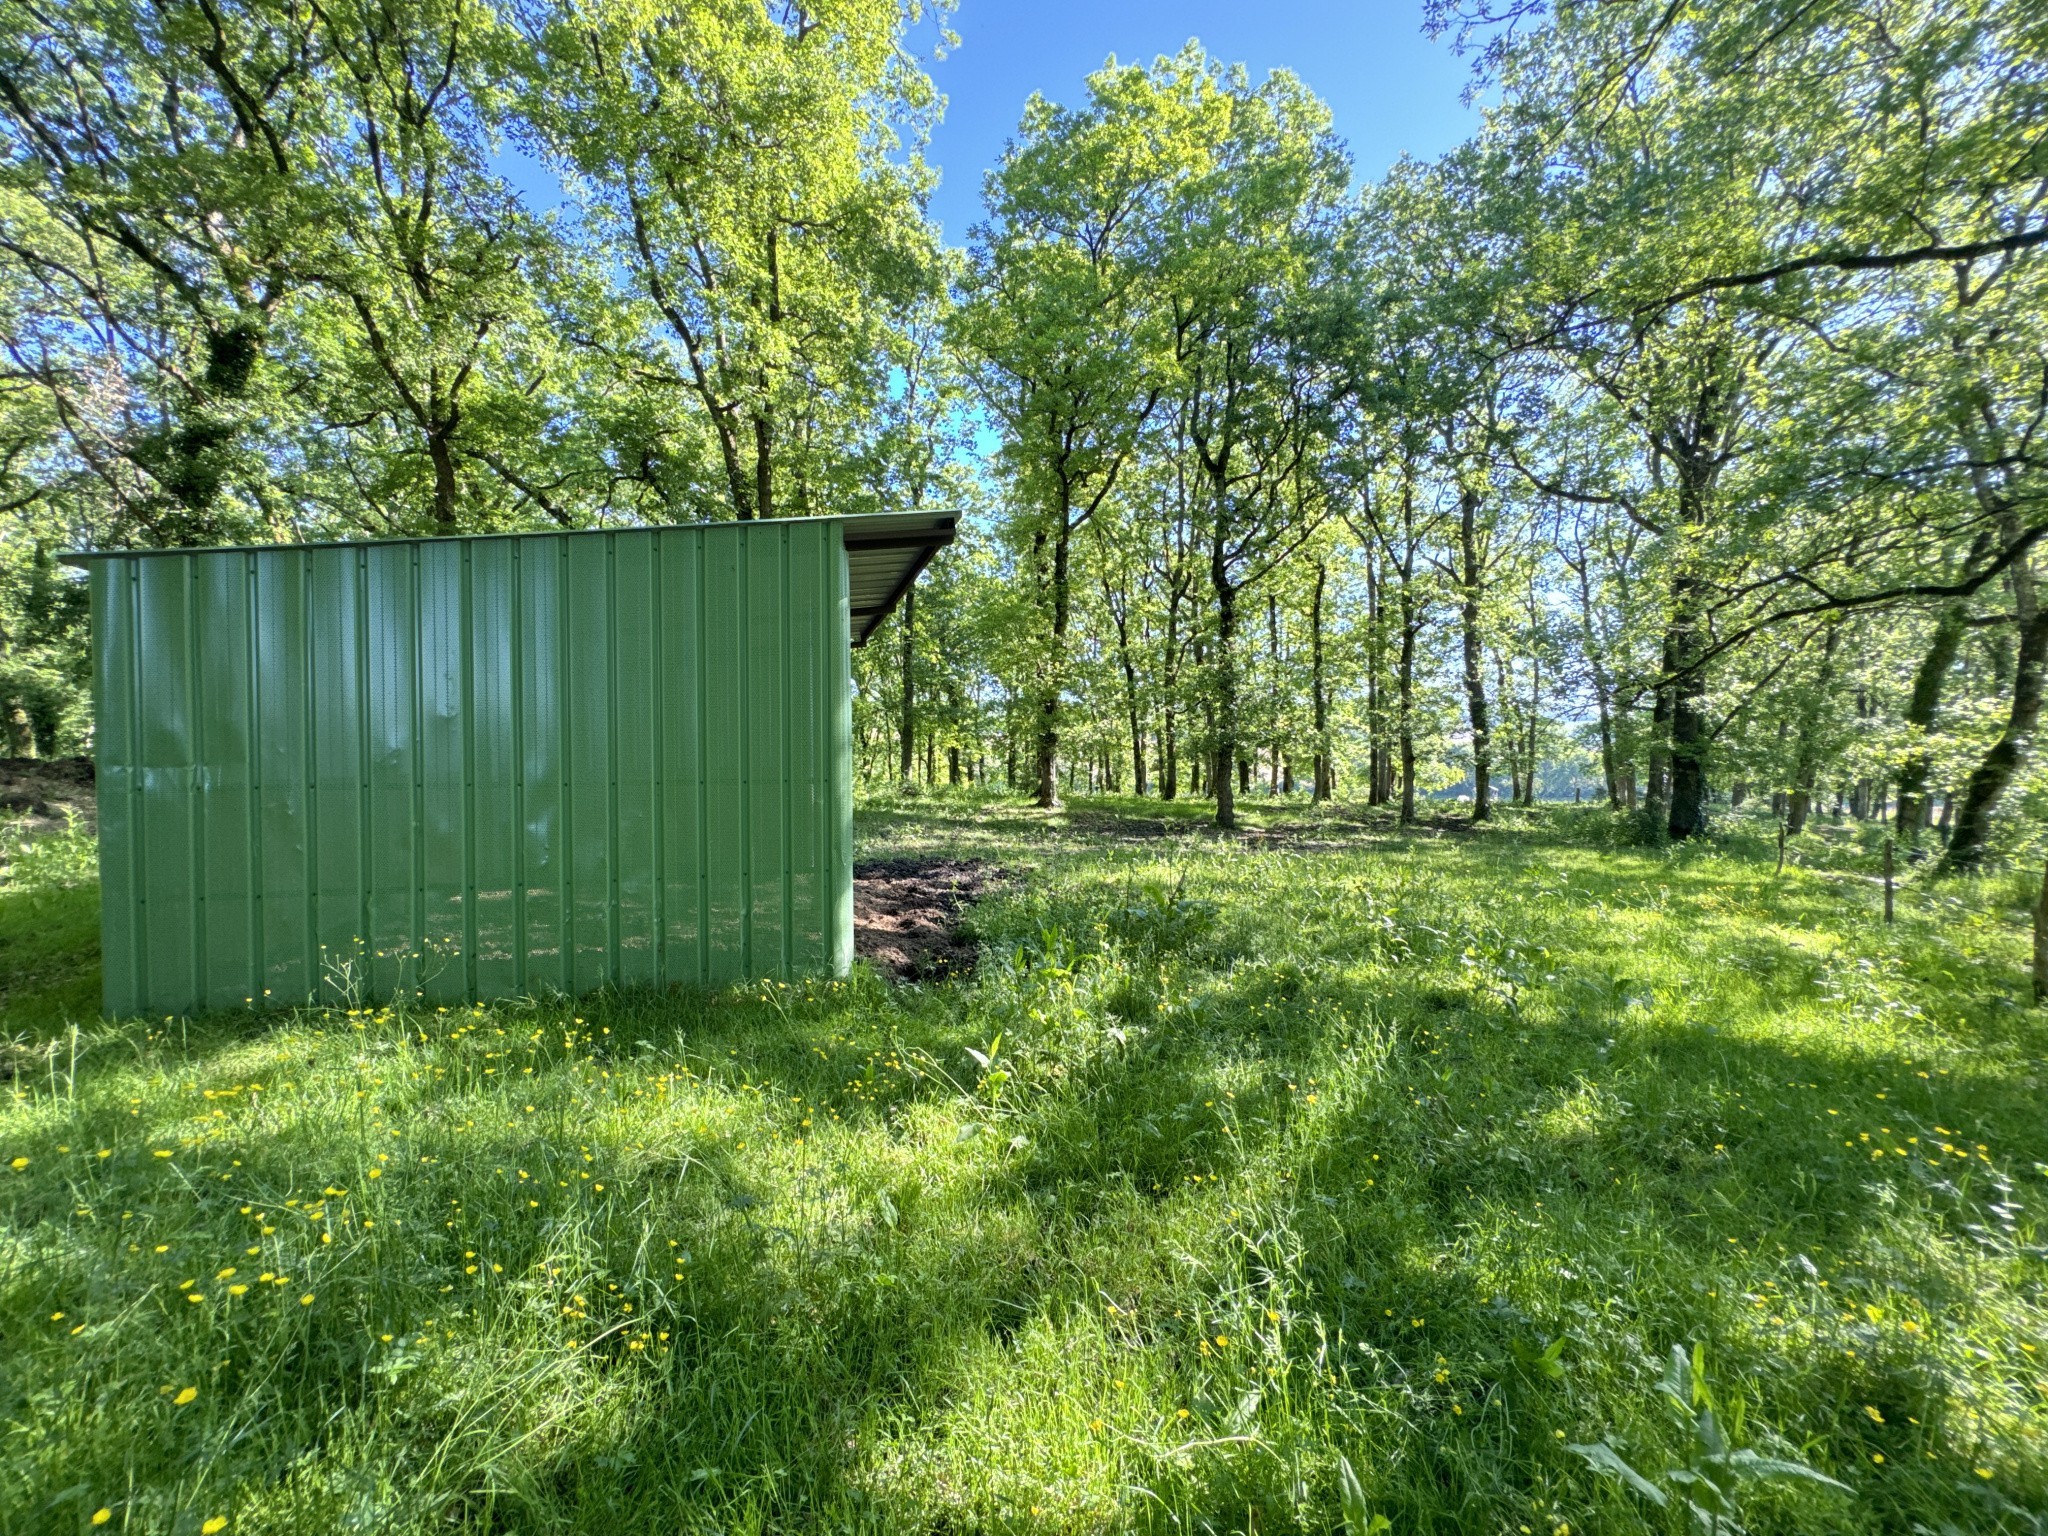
[1582,608,1620,809]
[1665,565,1711,839]
[1034,518,1074,810]
[1211,550,1239,831]
[2035,855,2048,1005]
[1110,601,1148,799]
[1786,623,1841,836]
[1364,545,1385,805]
[1942,603,2048,874]
[428,424,460,530]
[1895,601,1968,838]
[753,414,774,523]
[1459,486,1492,821]
[1311,560,1332,802]
[1397,584,1418,824]
[1494,652,1516,804]
[1522,649,1540,806]
[898,589,915,787]
[1160,597,1181,801]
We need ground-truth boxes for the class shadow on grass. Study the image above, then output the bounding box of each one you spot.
[0,881,99,1039]
[6,803,2044,1532]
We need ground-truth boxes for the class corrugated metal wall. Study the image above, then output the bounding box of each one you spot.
[90,521,853,1017]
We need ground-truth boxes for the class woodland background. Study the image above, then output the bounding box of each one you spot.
[2,0,2044,871]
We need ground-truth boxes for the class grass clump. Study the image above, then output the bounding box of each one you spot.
[1,799,2043,1535]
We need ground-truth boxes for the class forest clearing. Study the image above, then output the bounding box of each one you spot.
[3,0,2047,1530]
[2,795,2043,1535]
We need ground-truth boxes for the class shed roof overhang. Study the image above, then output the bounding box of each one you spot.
[838,510,956,646]
[61,511,956,648]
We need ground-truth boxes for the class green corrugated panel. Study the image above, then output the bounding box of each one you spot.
[88,522,852,1017]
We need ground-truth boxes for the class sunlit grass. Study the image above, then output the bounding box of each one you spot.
[1,799,2043,1534]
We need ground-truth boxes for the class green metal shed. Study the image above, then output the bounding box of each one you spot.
[65,512,954,1017]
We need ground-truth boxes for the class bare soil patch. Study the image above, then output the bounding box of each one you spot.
[853,856,1000,981]
[0,757,95,832]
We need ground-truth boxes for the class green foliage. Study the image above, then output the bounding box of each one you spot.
[1571,1344,1851,1535]
[0,0,962,741]
[1336,1453,1387,1534]
[7,0,2047,862]
[1,811,96,891]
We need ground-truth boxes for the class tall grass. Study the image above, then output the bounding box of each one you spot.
[1,800,2042,1534]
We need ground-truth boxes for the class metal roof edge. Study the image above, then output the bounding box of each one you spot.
[59,510,959,568]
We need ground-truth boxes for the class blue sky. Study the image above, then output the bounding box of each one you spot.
[909,0,1482,243]
[496,5,1482,243]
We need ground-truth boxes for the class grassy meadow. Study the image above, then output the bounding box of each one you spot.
[1,796,2044,1535]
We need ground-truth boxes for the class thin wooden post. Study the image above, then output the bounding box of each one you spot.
[2033,854,2047,1005]
[1882,836,1895,924]
[1775,818,1787,874]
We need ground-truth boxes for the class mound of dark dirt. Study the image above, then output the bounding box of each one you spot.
[853,856,1000,981]
[0,757,95,831]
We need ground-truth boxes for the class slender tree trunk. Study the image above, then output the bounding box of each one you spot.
[1267,593,1282,798]
[944,683,964,787]
[1311,560,1331,802]
[1458,487,1492,822]
[898,589,915,787]
[1110,603,1148,798]
[1785,624,1841,836]
[1364,545,1385,805]
[1126,693,1147,797]
[2034,856,2048,1004]
[1574,561,1621,809]
[1212,548,1239,831]
[753,415,774,523]
[1035,516,1074,810]
[1494,652,1519,804]
[1161,597,1181,801]
[1397,583,1418,824]
[1523,648,1540,806]
[1942,602,2048,874]
[1895,601,1968,838]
